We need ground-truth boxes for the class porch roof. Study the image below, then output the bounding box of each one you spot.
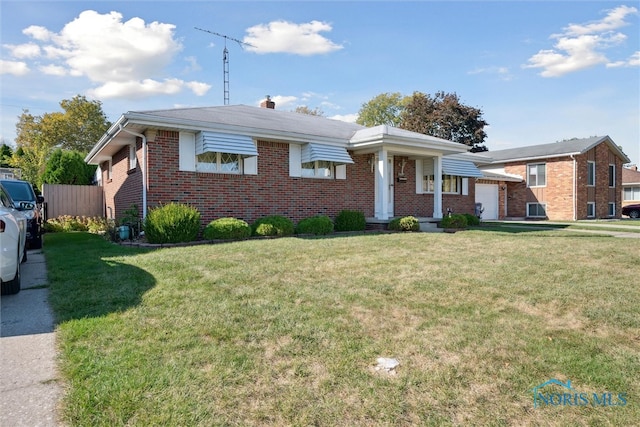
[348,125,470,157]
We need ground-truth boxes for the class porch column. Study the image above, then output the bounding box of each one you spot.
[433,155,443,218]
[375,148,390,219]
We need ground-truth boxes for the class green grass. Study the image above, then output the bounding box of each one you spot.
[481,219,640,234]
[45,230,640,426]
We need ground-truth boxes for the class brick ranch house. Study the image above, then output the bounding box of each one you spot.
[469,136,630,220]
[85,102,485,229]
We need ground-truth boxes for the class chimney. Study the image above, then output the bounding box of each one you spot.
[260,95,275,109]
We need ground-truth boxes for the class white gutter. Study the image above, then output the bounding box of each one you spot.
[85,114,128,163]
[119,125,148,220]
[503,185,508,219]
[570,154,576,220]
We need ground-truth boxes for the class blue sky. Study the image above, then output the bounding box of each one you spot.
[1,1,638,164]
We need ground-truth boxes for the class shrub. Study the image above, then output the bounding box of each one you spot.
[296,215,334,235]
[251,215,295,237]
[144,203,201,244]
[388,216,420,232]
[334,210,366,232]
[463,213,480,227]
[43,215,112,234]
[440,214,468,229]
[203,217,251,240]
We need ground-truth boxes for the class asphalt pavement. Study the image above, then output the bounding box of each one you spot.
[1,249,62,427]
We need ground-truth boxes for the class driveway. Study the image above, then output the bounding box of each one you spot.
[0,249,62,427]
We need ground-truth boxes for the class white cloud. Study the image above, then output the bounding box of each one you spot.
[13,10,210,99]
[255,95,297,108]
[330,113,358,123]
[182,56,201,73]
[0,60,29,75]
[22,25,54,41]
[88,78,211,100]
[4,42,41,59]
[563,5,637,36]
[524,5,639,77]
[272,95,298,107]
[607,51,640,68]
[244,20,343,55]
[39,64,68,76]
[57,11,182,82]
[468,66,513,81]
[185,81,211,96]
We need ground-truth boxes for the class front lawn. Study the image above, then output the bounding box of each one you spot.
[46,230,639,426]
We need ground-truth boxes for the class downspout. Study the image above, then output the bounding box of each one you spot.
[120,126,148,220]
[570,154,576,220]
[503,184,507,219]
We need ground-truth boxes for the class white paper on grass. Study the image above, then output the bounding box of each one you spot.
[375,357,400,371]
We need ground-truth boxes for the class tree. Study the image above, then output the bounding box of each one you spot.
[57,95,111,153]
[0,143,13,167]
[11,95,110,186]
[11,111,52,185]
[356,91,489,150]
[356,92,406,127]
[42,149,97,185]
[294,106,324,116]
[401,91,488,150]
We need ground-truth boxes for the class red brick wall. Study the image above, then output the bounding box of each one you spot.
[101,139,143,221]
[142,132,375,224]
[504,157,574,220]
[394,156,476,217]
[102,132,477,226]
[503,143,625,220]
[575,144,624,218]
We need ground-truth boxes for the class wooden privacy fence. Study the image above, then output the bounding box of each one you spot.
[42,184,104,220]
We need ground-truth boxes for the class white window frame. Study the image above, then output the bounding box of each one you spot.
[587,202,595,218]
[587,161,595,186]
[301,160,334,179]
[526,202,547,218]
[608,164,615,188]
[423,174,460,194]
[624,186,640,201]
[527,163,546,187]
[129,144,137,170]
[196,152,242,174]
[608,202,615,217]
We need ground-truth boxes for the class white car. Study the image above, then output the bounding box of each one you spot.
[1,183,28,295]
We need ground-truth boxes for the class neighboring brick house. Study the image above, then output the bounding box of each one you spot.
[85,102,484,228]
[470,136,630,220]
[622,164,640,208]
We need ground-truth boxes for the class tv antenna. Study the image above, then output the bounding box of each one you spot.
[195,27,254,105]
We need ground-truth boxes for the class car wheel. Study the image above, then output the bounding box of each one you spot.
[1,249,21,295]
[630,209,640,219]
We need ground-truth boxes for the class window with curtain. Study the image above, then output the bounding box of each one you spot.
[423,174,460,193]
[528,163,546,187]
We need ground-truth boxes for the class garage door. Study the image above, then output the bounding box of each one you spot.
[476,184,499,220]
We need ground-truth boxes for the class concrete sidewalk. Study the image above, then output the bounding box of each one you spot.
[493,220,640,239]
[1,249,62,427]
